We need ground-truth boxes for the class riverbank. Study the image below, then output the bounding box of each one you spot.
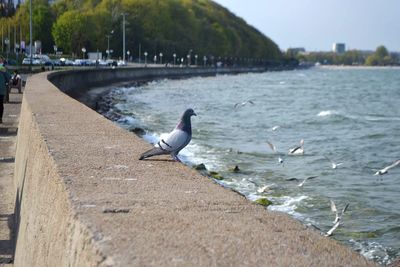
[11,67,378,266]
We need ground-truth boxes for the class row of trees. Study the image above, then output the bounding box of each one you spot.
[293,46,399,66]
[1,0,282,63]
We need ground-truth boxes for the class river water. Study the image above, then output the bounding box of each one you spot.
[98,66,400,265]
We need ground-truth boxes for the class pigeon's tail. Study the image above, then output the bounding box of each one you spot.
[139,147,167,160]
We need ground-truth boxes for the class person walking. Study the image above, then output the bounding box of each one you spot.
[0,62,11,124]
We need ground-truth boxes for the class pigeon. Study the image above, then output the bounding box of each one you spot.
[374,159,400,175]
[234,100,255,109]
[325,156,343,169]
[266,141,284,164]
[139,108,196,162]
[286,176,318,187]
[288,139,304,155]
[326,201,349,236]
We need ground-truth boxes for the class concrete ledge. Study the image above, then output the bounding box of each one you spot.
[13,68,376,266]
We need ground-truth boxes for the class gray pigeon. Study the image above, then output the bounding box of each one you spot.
[139,108,196,161]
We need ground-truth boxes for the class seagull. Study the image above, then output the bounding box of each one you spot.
[257,185,270,193]
[139,108,196,162]
[330,200,349,224]
[325,201,349,236]
[288,139,304,155]
[266,141,284,165]
[286,176,318,187]
[325,156,343,169]
[234,100,255,109]
[374,159,400,175]
[271,125,280,131]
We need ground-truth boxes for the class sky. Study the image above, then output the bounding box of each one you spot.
[213,0,400,52]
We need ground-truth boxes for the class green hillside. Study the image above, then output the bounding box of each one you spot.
[1,0,282,63]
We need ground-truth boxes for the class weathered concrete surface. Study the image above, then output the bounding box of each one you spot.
[13,69,378,266]
[0,89,21,266]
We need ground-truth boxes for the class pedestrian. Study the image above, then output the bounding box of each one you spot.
[0,57,11,123]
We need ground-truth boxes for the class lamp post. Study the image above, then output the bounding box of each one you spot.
[153,55,157,65]
[106,30,114,60]
[187,54,190,66]
[195,54,198,66]
[159,52,163,64]
[81,47,86,59]
[203,56,207,67]
[53,45,57,56]
[127,50,130,62]
[173,53,176,66]
[144,51,148,66]
[29,0,32,70]
[121,13,127,62]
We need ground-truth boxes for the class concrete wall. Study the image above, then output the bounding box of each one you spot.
[13,68,376,267]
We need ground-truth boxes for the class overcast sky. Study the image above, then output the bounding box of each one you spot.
[213,0,400,52]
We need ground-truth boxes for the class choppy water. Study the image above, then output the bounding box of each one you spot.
[99,67,400,265]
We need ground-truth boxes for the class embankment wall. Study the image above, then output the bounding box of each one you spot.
[13,67,375,266]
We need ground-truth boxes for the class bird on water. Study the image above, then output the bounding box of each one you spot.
[139,108,196,162]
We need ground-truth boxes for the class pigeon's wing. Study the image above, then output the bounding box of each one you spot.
[307,176,318,180]
[266,141,277,153]
[159,129,190,153]
[139,147,168,160]
[248,100,255,105]
[286,178,300,182]
[139,129,190,160]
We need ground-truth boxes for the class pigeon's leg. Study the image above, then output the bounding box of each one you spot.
[171,154,181,162]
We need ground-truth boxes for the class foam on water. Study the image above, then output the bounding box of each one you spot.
[317,110,340,117]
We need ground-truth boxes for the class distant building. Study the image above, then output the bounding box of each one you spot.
[332,43,346,54]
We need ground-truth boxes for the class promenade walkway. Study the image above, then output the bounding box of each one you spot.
[0,88,22,266]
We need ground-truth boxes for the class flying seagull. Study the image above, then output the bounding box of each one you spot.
[326,201,349,236]
[266,141,284,164]
[139,108,196,162]
[374,159,400,175]
[330,200,349,224]
[288,139,304,155]
[234,100,255,109]
[325,156,343,169]
[286,176,318,187]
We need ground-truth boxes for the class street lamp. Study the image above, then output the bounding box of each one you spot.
[203,56,207,67]
[159,52,163,64]
[106,30,114,60]
[53,45,57,56]
[173,53,176,66]
[187,54,190,66]
[144,51,148,66]
[195,54,198,66]
[81,47,86,59]
[153,55,157,64]
[127,50,130,62]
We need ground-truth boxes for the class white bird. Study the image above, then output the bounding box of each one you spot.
[325,156,343,169]
[271,125,280,131]
[266,141,284,165]
[234,100,255,109]
[288,139,304,155]
[374,159,400,175]
[330,200,349,224]
[326,201,349,236]
[286,176,318,187]
[257,185,270,193]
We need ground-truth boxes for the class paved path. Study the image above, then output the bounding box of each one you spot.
[0,87,22,266]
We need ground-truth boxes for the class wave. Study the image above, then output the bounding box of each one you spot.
[317,110,340,117]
